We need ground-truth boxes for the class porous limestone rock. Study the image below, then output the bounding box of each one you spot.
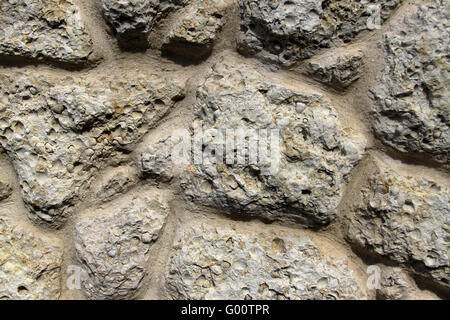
[237,0,402,66]
[377,267,410,300]
[0,0,93,64]
[375,266,440,300]
[0,181,12,201]
[139,138,173,182]
[369,1,450,164]
[75,194,169,300]
[0,73,184,227]
[0,0,447,302]
[162,0,226,61]
[0,218,63,300]
[347,163,449,289]
[304,48,365,88]
[166,224,365,300]
[100,0,187,49]
[181,60,365,227]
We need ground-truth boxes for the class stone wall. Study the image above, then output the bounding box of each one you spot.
[0,0,448,300]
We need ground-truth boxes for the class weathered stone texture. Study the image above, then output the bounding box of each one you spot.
[181,60,365,227]
[304,48,365,88]
[375,266,438,300]
[347,163,449,289]
[0,0,447,302]
[0,218,63,300]
[0,0,93,64]
[162,0,226,61]
[0,73,184,227]
[166,224,365,300]
[100,0,187,49]
[237,0,402,66]
[369,1,450,164]
[377,267,411,300]
[139,138,174,182]
[75,194,169,299]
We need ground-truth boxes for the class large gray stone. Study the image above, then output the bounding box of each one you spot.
[166,224,366,299]
[162,0,226,61]
[369,1,450,164]
[0,0,93,64]
[75,193,169,300]
[237,0,402,67]
[100,0,187,49]
[181,59,365,227]
[347,161,449,290]
[0,218,63,300]
[0,72,184,227]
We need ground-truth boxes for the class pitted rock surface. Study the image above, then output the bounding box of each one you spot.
[75,194,169,299]
[0,73,184,227]
[166,224,365,300]
[0,0,93,64]
[0,0,447,301]
[369,1,450,164]
[181,60,365,227]
[139,138,174,182]
[237,0,402,66]
[100,0,187,49]
[376,266,439,300]
[0,218,63,300]
[162,0,226,61]
[347,163,449,289]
